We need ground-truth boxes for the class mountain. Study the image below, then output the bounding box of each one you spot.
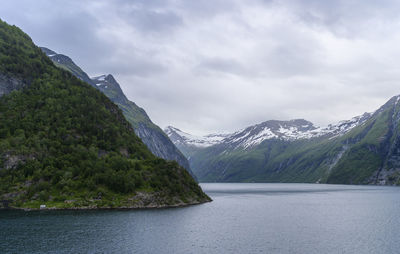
[0,19,209,209]
[165,115,371,155]
[164,126,230,159]
[39,47,195,180]
[166,102,400,185]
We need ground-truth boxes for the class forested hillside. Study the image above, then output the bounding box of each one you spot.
[0,19,210,209]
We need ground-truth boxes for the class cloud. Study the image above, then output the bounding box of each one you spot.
[2,0,400,135]
[122,9,183,34]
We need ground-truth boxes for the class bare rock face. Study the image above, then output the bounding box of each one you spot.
[0,73,26,97]
[135,122,195,179]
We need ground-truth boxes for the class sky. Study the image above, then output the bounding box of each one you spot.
[2,0,400,135]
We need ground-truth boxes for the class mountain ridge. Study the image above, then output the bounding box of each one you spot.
[166,112,372,151]
[40,47,196,180]
[166,98,400,185]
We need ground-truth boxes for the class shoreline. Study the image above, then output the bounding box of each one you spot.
[0,199,212,212]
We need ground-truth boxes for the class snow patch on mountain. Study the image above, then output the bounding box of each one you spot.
[93,75,107,81]
[164,126,230,148]
[166,113,372,150]
[321,113,372,138]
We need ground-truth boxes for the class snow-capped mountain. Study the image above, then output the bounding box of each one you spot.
[321,112,372,137]
[175,95,400,185]
[166,114,372,151]
[165,126,230,148]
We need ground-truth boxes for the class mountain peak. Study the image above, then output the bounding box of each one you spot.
[374,94,400,115]
[92,74,118,85]
[257,119,317,133]
[165,126,183,133]
[39,46,57,56]
[92,74,108,81]
[164,126,229,148]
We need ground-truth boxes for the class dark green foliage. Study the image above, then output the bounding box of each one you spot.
[0,21,53,81]
[0,19,209,208]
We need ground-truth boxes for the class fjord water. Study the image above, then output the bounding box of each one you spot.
[1,184,400,254]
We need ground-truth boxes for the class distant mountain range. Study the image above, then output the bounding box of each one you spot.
[166,114,371,151]
[166,98,400,185]
[40,47,195,179]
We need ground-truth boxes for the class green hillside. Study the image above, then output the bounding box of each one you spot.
[40,48,196,180]
[0,19,210,209]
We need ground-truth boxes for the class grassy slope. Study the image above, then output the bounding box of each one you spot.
[0,20,210,209]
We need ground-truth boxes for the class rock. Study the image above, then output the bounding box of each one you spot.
[1,152,35,170]
[0,72,26,97]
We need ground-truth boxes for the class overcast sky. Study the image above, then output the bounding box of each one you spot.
[2,0,400,134]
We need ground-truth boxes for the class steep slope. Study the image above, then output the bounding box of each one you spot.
[40,47,195,179]
[40,47,95,87]
[326,95,400,185]
[167,105,400,185]
[0,19,209,209]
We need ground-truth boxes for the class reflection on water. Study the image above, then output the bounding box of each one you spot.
[203,182,375,195]
[1,183,400,254]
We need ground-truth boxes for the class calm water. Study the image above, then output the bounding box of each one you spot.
[1,183,400,253]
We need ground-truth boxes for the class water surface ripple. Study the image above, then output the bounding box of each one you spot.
[1,183,400,253]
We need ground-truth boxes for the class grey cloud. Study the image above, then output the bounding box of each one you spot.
[175,0,241,19]
[2,0,400,134]
[0,1,115,75]
[119,7,183,34]
[196,57,249,76]
[273,0,400,38]
[127,10,183,33]
[113,0,173,8]
[100,56,167,77]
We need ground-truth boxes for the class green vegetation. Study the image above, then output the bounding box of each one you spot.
[0,19,209,209]
[0,22,52,81]
[40,47,195,179]
[53,60,87,82]
[327,144,382,184]
[192,138,341,183]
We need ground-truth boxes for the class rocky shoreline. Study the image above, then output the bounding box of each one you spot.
[0,191,212,211]
[0,199,212,211]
